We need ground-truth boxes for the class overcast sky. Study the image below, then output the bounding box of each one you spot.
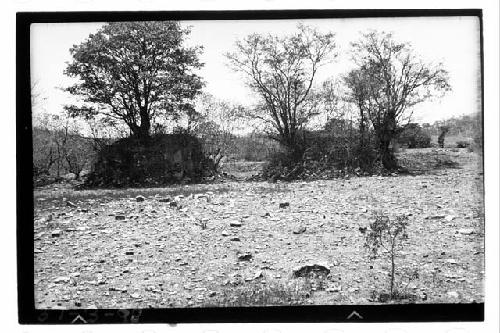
[30,16,481,125]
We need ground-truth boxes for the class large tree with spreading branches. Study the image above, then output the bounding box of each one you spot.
[346,31,451,169]
[225,24,337,160]
[64,21,204,140]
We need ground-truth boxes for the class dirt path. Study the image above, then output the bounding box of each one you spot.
[33,149,484,309]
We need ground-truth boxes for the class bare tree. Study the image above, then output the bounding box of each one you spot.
[346,31,450,169]
[225,24,337,160]
[192,93,245,170]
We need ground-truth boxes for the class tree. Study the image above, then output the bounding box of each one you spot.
[189,93,244,170]
[438,126,449,148]
[225,24,337,160]
[346,31,450,169]
[64,21,204,140]
[32,113,94,181]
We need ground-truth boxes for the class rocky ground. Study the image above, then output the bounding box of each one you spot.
[33,148,484,309]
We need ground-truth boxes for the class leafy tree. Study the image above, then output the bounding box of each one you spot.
[225,24,337,160]
[64,21,204,140]
[346,31,450,169]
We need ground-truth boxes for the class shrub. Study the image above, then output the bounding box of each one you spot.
[456,140,471,148]
[360,214,412,300]
[84,133,212,188]
[397,123,432,148]
[204,279,312,307]
[261,130,379,181]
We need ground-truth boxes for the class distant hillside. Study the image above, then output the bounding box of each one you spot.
[422,112,482,137]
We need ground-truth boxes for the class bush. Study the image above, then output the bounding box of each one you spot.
[397,123,432,148]
[84,134,213,188]
[360,214,414,300]
[261,130,379,181]
[204,279,312,307]
[456,140,472,148]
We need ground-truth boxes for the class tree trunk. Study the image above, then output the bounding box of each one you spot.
[379,138,398,170]
[136,108,151,140]
[390,249,395,298]
[377,116,398,170]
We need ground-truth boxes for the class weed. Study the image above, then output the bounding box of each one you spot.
[360,214,411,299]
[204,279,312,307]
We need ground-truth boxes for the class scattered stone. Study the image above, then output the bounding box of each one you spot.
[66,201,77,208]
[279,202,290,209]
[444,215,455,222]
[208,291,217,297]
[136,195,146,202]
[293,226,306,234]
[230,237,241,242]
[74,301,81,307]
[458,228,474,235]
[327,285,342,292]
[230,220,242,227]
[262,212,270,217]
[169,201,178,208]
[125,251,134,255]
[221,230,229,237]
[254,270,263,279]
[115,215,126,221]
[130,293,141,299]
[159,197,171,203]
[348,287,359,293]
[237,252,252,261]
[445,259,458,265]
[54,276,70,283]
[425,215,446,220]
[447,291,459,298]
[292,263,330,278]
[51,230,62,238]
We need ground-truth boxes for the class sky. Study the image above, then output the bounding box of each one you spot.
[30,16,481,125]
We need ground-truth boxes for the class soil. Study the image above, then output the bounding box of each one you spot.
[33,148,484,309]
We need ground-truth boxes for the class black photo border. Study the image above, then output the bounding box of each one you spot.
[17,9,485,324]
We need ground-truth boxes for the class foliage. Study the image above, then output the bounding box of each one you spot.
[226,24,337,158]
[32,113,94,185]
[397,123,432,148]
[189,93,246,169]
[205,279,312,307]
[262,128,379,181]
[83,133,213,188]
[64,21,204,139]
[456,140,472,148]
[360,214,410,299]
[429,112,481,137]
[346,31,450,170]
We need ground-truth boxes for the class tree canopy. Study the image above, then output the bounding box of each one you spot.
[64,21,204,139]
[345,31,451,169]
[225,24,337,158]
